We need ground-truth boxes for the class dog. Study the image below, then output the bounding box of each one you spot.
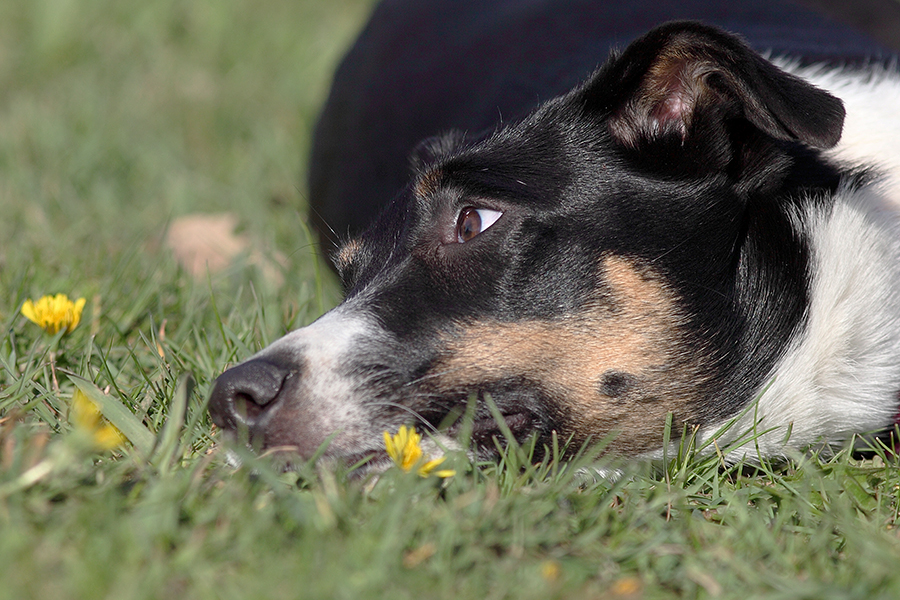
[209,3,900,473]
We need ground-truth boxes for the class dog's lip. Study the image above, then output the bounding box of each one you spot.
[446,410,535,442]
[339,451,396,478]
[257,446,393,478]
[343,449,383,469]
[343,413,532,473]
[221,409,536,472]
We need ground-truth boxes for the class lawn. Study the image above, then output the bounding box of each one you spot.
[2,1,900,598]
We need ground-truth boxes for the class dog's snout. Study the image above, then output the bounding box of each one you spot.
[208,359,290,431]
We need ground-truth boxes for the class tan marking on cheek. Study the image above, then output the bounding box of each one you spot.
[433,255,708,454]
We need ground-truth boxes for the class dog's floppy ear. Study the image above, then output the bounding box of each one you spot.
[589,22,844,173]
[409,130,467,172]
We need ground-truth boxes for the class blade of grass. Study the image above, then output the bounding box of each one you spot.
[151,374,193,473]
[68,375,155,456]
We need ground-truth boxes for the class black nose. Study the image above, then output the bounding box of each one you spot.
[208,359,290,432]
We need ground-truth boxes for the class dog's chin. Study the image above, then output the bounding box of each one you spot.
[218,410,539,478]
[330,450,396,478]
[220,436,399,479]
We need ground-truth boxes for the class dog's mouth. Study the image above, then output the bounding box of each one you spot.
[452,410,536,447]
[349,411,543,474]
[345,451,396,477]
[361,408,540,467]
[342,411,536,476]
[218,400,542,477]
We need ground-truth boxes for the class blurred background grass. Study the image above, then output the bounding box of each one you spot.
[0,0,370,433]
[0,0,377,455]
[0,4,377,593]
[0,0,369,304]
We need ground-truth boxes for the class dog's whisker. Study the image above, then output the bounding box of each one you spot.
[363,401,441,434]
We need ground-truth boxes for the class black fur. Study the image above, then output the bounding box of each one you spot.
[308,0,892,251]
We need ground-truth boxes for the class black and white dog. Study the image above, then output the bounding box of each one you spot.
[209,0,900,472]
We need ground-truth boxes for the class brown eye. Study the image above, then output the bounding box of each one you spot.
[455,207,502,243]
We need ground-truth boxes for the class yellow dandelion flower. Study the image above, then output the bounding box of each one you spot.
[540,560,562,582]
[610,576,643,596]
[21,294,86,335]
[383,425,455,478]
[71,388,126,450]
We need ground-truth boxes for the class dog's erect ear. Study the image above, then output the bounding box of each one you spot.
[590,22,844,167]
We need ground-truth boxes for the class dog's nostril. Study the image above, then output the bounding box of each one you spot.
[234,392,264,422]
[208,359,291,430]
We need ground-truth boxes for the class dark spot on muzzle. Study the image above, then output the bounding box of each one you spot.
[208,359,291,434]
[599,369,635,400]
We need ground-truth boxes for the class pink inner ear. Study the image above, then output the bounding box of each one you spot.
[657,95,687,124]
[648,74,694,140]
[609,59,700,148]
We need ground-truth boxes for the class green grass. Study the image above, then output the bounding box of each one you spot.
[2,1,900,598]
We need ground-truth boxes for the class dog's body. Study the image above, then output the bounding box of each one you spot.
[209,3,900,472]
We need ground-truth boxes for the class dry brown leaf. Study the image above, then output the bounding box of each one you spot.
[166,213,284,284]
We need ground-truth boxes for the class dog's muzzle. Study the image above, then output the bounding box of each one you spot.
[206,306,389,459]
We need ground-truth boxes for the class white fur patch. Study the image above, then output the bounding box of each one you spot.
[253,302,380,442]
[780,60,900,207]
[714,185,900,460]
[640,62,900,463]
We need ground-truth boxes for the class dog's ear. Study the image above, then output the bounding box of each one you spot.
[409,130,467,171]
[587,22,844,176]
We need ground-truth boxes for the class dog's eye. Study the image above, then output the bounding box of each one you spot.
[456,207,502,243]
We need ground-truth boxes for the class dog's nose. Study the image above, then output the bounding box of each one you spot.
[208,359,290,431]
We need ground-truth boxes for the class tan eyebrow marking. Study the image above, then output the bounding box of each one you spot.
[414,167,444,200]
[334,237,363,274]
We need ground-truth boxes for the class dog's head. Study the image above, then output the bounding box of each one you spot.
[208,22,844,471]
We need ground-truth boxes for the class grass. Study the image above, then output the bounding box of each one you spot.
[1,1,900,598]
